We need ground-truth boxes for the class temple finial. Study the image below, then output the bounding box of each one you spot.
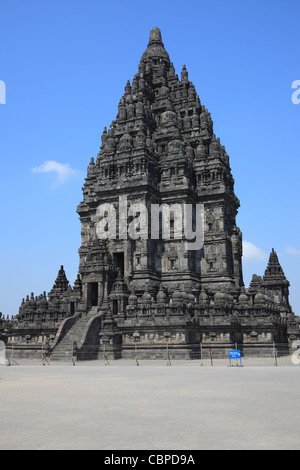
[149,27,163,45]
[181,64,188,82]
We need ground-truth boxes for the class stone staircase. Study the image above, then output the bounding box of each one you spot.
[50,307,101,362]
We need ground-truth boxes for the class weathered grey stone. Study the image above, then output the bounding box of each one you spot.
[2,27,299,360]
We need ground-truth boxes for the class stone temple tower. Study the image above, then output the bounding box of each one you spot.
[77,26,243,306]
[3,27,299,360]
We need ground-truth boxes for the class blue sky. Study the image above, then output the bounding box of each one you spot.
[0,0,299,317]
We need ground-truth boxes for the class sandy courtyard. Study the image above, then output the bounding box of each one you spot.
[0,357,299,450]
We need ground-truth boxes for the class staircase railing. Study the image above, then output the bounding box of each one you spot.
[76,311,104,360]
[50,313,81,354]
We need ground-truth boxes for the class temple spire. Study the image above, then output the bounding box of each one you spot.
[263,248,288,282]
[141,27,170,69]
[148,27,163,46]
[53,265,69,291]
[262,249,291,312]
[181,64,188,82]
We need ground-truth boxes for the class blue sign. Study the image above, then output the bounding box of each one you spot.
[229,350,243,367]
[229,350,241,359]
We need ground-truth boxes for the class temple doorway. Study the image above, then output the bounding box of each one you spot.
[87,283,98,307]
[113,252,125,277]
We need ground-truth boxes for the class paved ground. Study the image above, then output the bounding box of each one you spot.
[0,356,300,450]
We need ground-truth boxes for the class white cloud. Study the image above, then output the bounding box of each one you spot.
[243,241,268,262]
[285,246,300,256]
[31,160,80,186]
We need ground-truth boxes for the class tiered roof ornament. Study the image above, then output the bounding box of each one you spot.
[51,266,69,292]
[263,249,289,284]
[262,249,291,312]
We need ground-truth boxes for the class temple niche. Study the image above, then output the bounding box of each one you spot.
[2,27,300,360]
